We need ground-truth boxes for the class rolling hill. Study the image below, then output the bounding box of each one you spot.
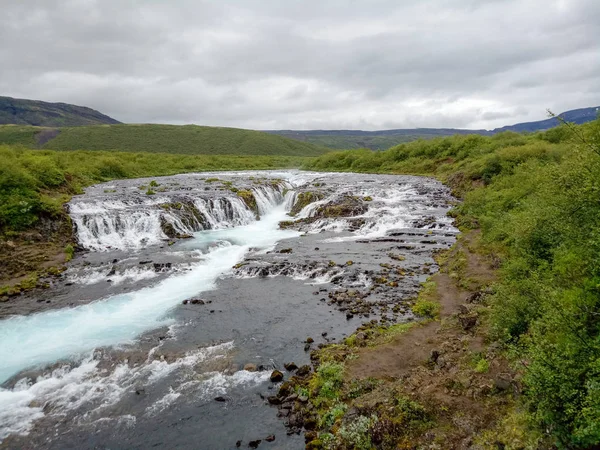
[0,96,121,127]
[0,124,330,157]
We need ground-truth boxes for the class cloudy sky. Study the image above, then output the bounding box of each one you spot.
[1,0,599,130]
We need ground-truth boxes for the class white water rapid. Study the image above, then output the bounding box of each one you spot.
[0,192,298,441]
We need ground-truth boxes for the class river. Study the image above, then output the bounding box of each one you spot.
[0,171,456,449]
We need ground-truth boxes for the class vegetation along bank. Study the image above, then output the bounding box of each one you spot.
[281,119,600,448]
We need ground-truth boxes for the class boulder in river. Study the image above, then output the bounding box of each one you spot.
[270,370,284,382]
[284,362,298,371]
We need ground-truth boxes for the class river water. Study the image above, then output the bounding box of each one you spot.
[0,171,457,449]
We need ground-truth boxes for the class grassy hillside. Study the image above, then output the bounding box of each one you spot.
[0,124,330,157]
[305,120,600,447]
[268,128,489,150]
[0,96,120,127]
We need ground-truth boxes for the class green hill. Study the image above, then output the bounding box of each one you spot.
[0,96,121,127]
[0,124,330,157]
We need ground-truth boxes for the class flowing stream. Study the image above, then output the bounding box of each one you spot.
[0,171,457,449]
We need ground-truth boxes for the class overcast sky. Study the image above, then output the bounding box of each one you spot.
[1,0,599,130]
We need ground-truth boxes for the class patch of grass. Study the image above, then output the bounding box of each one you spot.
[309,362,345,406]
[411,280,441,319]
[64,244,74,262]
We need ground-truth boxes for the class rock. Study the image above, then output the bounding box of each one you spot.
[430,349,440,364]
[304,343,311,352]
[346,313,354,320]
[459,313,478,331]
[139,260,153,264]
[214,396,227,402]
[270,370,284,382]
[314,247,320,251]
[267,396,281,405]
[305,337,314,343]
[321,332,328,337]
[244,363,257,372]
[298,395,308,403]
[107,267,116,276]
[190,298,205,305]
[458,304,471,315]
[304,417,318,430]
[248,440,261,448]
[279,248,292,254]
[296,365,311,377]
[284,394,298,402]
[284,362,298,371]
[494,374,513,391]
[265,435,275,442]
[466,291,485,304]
[236,441,241,448]
[182,299,189,305]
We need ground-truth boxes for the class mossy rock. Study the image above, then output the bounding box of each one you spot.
[314,195,367,219]
[237,190,259,218]
[290,191,324,216]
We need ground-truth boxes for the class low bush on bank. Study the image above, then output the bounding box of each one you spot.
[306,118,600,447]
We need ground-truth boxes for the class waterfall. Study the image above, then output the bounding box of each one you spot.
[69,184,290,252]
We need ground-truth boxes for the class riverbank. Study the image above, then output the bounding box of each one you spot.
[271,231,549,448]
[300,120,600,448]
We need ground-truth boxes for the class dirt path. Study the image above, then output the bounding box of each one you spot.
[344,231,517,447]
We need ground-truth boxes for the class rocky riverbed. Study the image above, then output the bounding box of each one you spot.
[0,171,457,449]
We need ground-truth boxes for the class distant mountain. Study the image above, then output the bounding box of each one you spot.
[0,96,121,127]
[267,106,600,150]
[492,106,599,133]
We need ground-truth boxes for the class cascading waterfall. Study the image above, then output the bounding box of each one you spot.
[70,183,290,252]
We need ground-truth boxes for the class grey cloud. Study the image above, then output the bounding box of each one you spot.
[1,0,599,130]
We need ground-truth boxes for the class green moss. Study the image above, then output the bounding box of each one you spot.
[290,191,323,216]
[236,190,258,217]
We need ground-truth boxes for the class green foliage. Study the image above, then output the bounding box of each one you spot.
[64,244,74,262]
[309,362,345,405]
[0,124,330,157]
[411,280,440,318]
[337,415,377,450]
